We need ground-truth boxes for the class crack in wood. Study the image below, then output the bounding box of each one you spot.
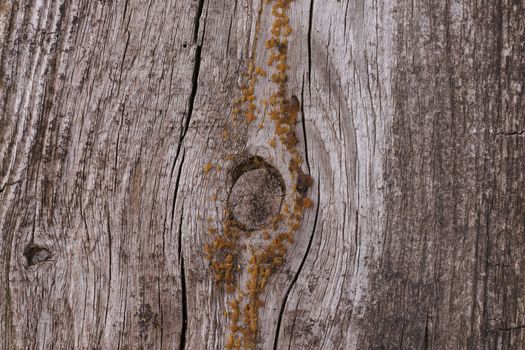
[299,80,311,173]
[177,205,187,350]
[169,148,187,349]
[2,0,522,348]
[193,0,206,43]
[307,0,314,91]
[182,44,202,141]
[200,1,318,347]
[273,178,320,350]
[423,314,429,350]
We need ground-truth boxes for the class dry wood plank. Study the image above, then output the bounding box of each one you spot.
[0,1,200,348]
[1,0,524,349]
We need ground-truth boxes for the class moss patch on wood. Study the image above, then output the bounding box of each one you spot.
[203,1,314,348]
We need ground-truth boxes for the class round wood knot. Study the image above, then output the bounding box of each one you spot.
[24,244,52,266]
[229,166,284,231]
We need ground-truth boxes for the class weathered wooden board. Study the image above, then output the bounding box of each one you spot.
[1,0,523,349]
[0,0,199,348]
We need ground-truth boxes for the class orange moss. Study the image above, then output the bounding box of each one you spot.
[245,112,256,123]
[265,38,277,49]
[278,232,294,243]
[290,222,300,231]
[302,197,313,208]
[204,0,315,348]
[255,66,267,77]
[284,132,298,146]
[275,124,289,135]
[203,163,213,174]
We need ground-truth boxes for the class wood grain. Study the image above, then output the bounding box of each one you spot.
[1,0,523,349]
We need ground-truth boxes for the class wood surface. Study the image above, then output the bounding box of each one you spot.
[0,0,523,349]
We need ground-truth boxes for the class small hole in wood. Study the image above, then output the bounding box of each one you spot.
[182,42,188,48]
[24,244,51,266]
[228,156,285,231]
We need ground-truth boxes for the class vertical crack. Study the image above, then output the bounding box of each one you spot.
[168,148,187,348]
[170,149,186,232]
[193,0,205,43]
[307,0,315,90]
[273,178,321,350]
[122,0,129,25]
[181,44,202,141]
[180,0,207,144]
[118,29,131,93]
[168,19,196,337]
[178,209,187,350]
[168,0,204,250]
[226,15,234,54]
[158,279,164,350]
[299,78,311,173]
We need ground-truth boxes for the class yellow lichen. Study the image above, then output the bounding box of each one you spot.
[203,163,213,174]
[204,1,315,348]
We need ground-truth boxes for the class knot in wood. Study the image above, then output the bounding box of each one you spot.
[24,244,52,266]
[229,168,283,231]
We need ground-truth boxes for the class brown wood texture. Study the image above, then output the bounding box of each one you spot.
[0,0,523,349]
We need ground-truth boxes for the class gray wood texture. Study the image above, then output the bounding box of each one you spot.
[0,0,523,349]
